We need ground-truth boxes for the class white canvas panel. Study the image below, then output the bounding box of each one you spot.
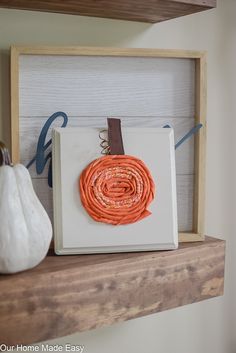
[52,127,178,254]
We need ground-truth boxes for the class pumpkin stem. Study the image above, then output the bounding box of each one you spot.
[0,141,12,166]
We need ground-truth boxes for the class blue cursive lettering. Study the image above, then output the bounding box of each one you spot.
[26,111,68,187]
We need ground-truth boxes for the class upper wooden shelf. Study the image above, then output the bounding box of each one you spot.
[0,0,216,23]
[0,236,225,345]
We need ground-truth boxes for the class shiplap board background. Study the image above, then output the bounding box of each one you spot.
[19,55,195,232]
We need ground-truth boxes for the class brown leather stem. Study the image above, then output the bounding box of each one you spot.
[107,118,125,155]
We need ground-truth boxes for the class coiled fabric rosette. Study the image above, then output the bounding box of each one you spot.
[79,154,155,225]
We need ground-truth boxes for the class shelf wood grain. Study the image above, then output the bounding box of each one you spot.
[0,0,216,23]
[0,236,225,345]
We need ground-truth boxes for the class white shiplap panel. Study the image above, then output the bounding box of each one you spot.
[176,174,194,231]
[20,116,194,178]
[32,177,53,223]
[19,55,195,117]
[32,175,193,232]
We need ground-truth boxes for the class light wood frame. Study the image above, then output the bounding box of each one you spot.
[10,46,206,242]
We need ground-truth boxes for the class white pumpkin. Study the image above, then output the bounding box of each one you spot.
[0,142,52,274]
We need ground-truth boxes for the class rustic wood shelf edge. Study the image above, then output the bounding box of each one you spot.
[0,236,225,345]
[0,0,216,23]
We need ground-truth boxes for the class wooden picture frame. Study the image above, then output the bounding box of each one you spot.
[10,46,206,242]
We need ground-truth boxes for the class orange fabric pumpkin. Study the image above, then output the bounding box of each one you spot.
[79,154,155,225]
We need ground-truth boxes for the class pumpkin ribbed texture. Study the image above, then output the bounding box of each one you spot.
[79,155,155,225]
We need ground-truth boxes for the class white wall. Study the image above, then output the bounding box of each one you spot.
[0,0,235,352]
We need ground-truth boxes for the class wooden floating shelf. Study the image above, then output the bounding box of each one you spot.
[0,0,216,23]
[0,236,225,345]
